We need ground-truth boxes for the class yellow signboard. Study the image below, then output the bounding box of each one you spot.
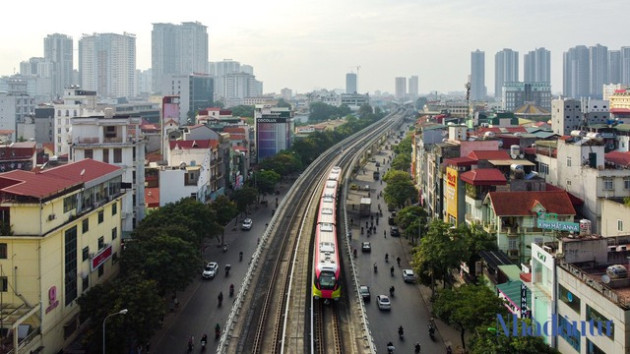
[445,167,458,223]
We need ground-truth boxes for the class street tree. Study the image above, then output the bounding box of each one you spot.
[77,273,165,353]
[412,219,467,293]
[459,223,498,282]
[259,150,303,176]
[390,153,411,172]
[209,195,238,226]
[382,170,417,209]
[232,186,258,216]
[121,232,201,296]
[254,169,281,199]
[433,283,507,349]
[469,319,560,354]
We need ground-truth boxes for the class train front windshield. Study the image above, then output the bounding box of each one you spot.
[318,271,337,290]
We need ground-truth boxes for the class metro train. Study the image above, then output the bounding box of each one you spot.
[312,166,342,301]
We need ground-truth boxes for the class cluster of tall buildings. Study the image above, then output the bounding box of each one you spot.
[394,75,419,101]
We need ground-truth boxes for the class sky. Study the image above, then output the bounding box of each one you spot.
[1,0,629,96]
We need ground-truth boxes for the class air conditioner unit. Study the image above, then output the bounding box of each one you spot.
[48,214,56,221]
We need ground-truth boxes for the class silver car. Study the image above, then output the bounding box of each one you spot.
[202,261,219,279]
[402,269,416,283]
[377,295,391,311]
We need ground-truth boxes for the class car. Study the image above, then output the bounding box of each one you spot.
[241,218,253,230]
[390,226,400,237]
[359,285,371,302]
[202,261,219,279]
[361,242,371,253]
[376,295,391,310]
[402,269,416,283]
[388,213,397,226]
[375,161,381,167]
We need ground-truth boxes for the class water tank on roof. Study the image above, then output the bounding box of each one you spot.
[570,130,585,138]
[510,145,520,159]
[579,219,592,236]
[606,265,628,279]
[585,132,603,142]
[510,164,524,172]
[483,131,495,139]
[514,132,522,137]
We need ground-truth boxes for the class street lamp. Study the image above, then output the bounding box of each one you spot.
[103,308,128,354]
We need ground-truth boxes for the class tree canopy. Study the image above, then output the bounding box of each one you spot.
[230,105,254,118]
[382,170,418,209]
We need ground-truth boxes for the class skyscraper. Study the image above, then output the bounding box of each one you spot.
[563,45,589,99]
[44,33,73,98]
[608,50,621,85]
[620,47,630,86]
[495,48,519,98]
[395,77,407,100]
[79,32,136,98]
[408,75,419,99]
[152,22,209,93]
[346,73,357,94]
[524,48,550,84]
[470,50,486,101]
[589,44,608,98]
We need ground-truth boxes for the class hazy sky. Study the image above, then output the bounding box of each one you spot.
[1,0,628,96]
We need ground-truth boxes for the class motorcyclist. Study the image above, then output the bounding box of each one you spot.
[396,257,401,267]
[385,253,389,263]
[386,341,395,353]
[389,285,395,297]
[239,251,243,261]
[229,284,235,297]
[200,334,207,349]
[374,263,378,273]
[218,291,223,306]
[391,266,395,276]
[187,336,194,351]
[398,325,404,338]
[215,323,221,338]
[415,342,421,353]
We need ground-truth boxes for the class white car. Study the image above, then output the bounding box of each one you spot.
[377,295,391,311]
[402,269,416,283]
[202,262,219,279]
[241,218,253,231]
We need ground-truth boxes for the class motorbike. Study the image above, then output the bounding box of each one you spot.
[389,286,395,297]
[215,328,221,340]
[390,266,395,276]
[200,335,207,351]
[386,342,395,354]
[428,324,436,341]
[218,292,223,307]
[225,264,231,277]
[239,251,243,262]
[374,263,378,273]
[385,253,389,263]
[398,326,404,340]
[229,284,235,297]
[415,343,421,354]
[222,244,228,253]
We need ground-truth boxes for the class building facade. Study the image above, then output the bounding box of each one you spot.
[495,48,519,99]
[254,105,293,162]
[524,47,551,84]
[395,77,406,100]
[502,82,552,112]
[471,50,487,101]
[44,33,74,98]
[161,74,214,124]
[346,73,357,94]
[564,45,590,99]
[78,33,136,98]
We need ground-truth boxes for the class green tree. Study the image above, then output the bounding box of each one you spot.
[209,195,238,226]
[254,170,281,199]
[470,318,560,354]
[390,153,411,172]
[121,232,201,295]
[394,206,427,243]
[309,102,338,122]
[459,224,498,282]
[433,283,507,349]
[382,170,418,209]
[259,150,303,176]
[232,186,258,216]
[230,105,254,118]
[358,103,373,118]
[77,273,165,353]
[412,219,467,293]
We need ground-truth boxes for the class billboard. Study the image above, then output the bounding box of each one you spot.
[445,167,458,223]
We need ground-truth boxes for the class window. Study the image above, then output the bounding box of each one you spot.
[539,163,549,175]
[111,227,117,240]
[508,239,518,250]
[64,226,78,305]
[82,219,89,233]
[64,195,78,213]
[112,203,117,216]
[98,236,104,249]
[603,178,613,191]
[586,305,613,339]
[98,210,104,224]
[558,284,580,313]
[82,247,89,261]
[85,149,93,159]
[114,148,122,163]
[98,265,104,277]
[0,244,6,259]
[566,156,572,167]
[624,177,630,190]
[558,315,581,351]
[82,275,89,292]
[587,339,606,354]
[618,220,624,232]
[103,148,109,163]
[0,277,6,292]
[567,180,572,186]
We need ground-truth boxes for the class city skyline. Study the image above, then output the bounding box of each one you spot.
[1,0,628,95]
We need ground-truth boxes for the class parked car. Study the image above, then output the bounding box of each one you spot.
[202,261,219,279]
[241,218,253,230]
[377,295,391,311]
[361,242,372,253]
[359,285,371,302]
[388,212,396,226]
[402,269,416,283]
[390,226,400,237]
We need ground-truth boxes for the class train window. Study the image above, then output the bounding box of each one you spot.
[321,208,333,215]
[319,271,336,290]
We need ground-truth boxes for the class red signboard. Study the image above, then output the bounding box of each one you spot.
[91,245,113,270]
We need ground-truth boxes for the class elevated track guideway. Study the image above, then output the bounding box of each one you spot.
[220,109,408,354]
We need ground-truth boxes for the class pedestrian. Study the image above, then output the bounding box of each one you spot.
[384,230,387,238]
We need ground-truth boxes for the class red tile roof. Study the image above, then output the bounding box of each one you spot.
[605,151,630,168]
[477,127,528,135]
[468,150,511,161]
[545,184,584,206]
[460,169,507,186]
[444,156,475,166]
[224,127,245,134]
[169,140,218,150]
[488,191,576,216]
[0,159,121,199]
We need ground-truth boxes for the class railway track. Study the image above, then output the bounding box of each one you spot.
[222,109,408,354]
